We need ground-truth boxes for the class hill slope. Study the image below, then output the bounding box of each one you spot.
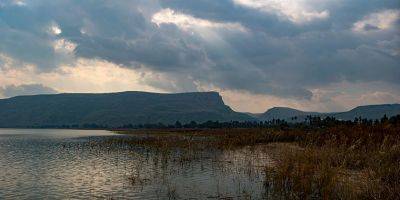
[258,107,320,122]
[258,104,400,121]
[332,104,400,120]
[0,91,254,128]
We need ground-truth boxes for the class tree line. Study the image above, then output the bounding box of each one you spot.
[118,114,400,129]
[18,114,400,129]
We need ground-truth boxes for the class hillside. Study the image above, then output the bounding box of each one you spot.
[0,91,254,128]
[257,104,400,121]
[258,107,320,122]
[332,104,400,120]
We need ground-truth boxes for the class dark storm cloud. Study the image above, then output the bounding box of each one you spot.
[0,84,58,98]
[75,25,207,71]
[0,0,399,100]
[0,5,59,69]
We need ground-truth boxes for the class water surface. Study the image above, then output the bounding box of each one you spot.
[0,129,269,199]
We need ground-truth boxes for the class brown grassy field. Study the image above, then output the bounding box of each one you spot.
[113,122,400,199]
[264,124,400,199]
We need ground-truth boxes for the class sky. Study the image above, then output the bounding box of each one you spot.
[0,0,399,113]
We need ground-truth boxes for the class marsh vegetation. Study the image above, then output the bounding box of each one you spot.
[110,115,400,199]
[1,116,398,199]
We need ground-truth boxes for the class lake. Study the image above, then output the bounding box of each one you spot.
[0,129,271,199]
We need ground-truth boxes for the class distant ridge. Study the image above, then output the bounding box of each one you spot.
[258,107,320,122]
[0,91,254,128]
[331,104,400,121]
[0,91,398,128]
[257,104,400,121]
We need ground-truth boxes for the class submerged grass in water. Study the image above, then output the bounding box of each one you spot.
[110,123,400,199]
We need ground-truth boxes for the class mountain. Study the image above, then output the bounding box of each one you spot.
[257,104,400,122]
[1,91,397,128]
[258,107,320,122]
[331,104,400,120]
[0,91,254,128]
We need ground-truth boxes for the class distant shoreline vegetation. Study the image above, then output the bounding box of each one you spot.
[108,114,400,199]
[2,114,399,130]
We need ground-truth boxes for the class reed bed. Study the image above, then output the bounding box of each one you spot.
[110,122,400,199]
[265,124,400,199]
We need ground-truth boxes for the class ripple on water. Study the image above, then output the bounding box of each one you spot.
[0,129,268,199]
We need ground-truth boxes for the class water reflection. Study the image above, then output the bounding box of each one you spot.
[0,129,269,199]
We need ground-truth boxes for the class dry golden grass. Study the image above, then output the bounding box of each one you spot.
[112,128,305,151]
[265,124,400,199]
[112,123,400,199]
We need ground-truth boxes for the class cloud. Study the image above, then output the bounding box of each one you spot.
[48,22,62,36]
[0,56,162,94]
[0,84,58,98]
[232,0,330,24]
[152,8,247,32]
[13,0,26,6]
[0,0,399,111]
[353,9,400,33]
[52,39,76,54]
[219,81,400,113]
